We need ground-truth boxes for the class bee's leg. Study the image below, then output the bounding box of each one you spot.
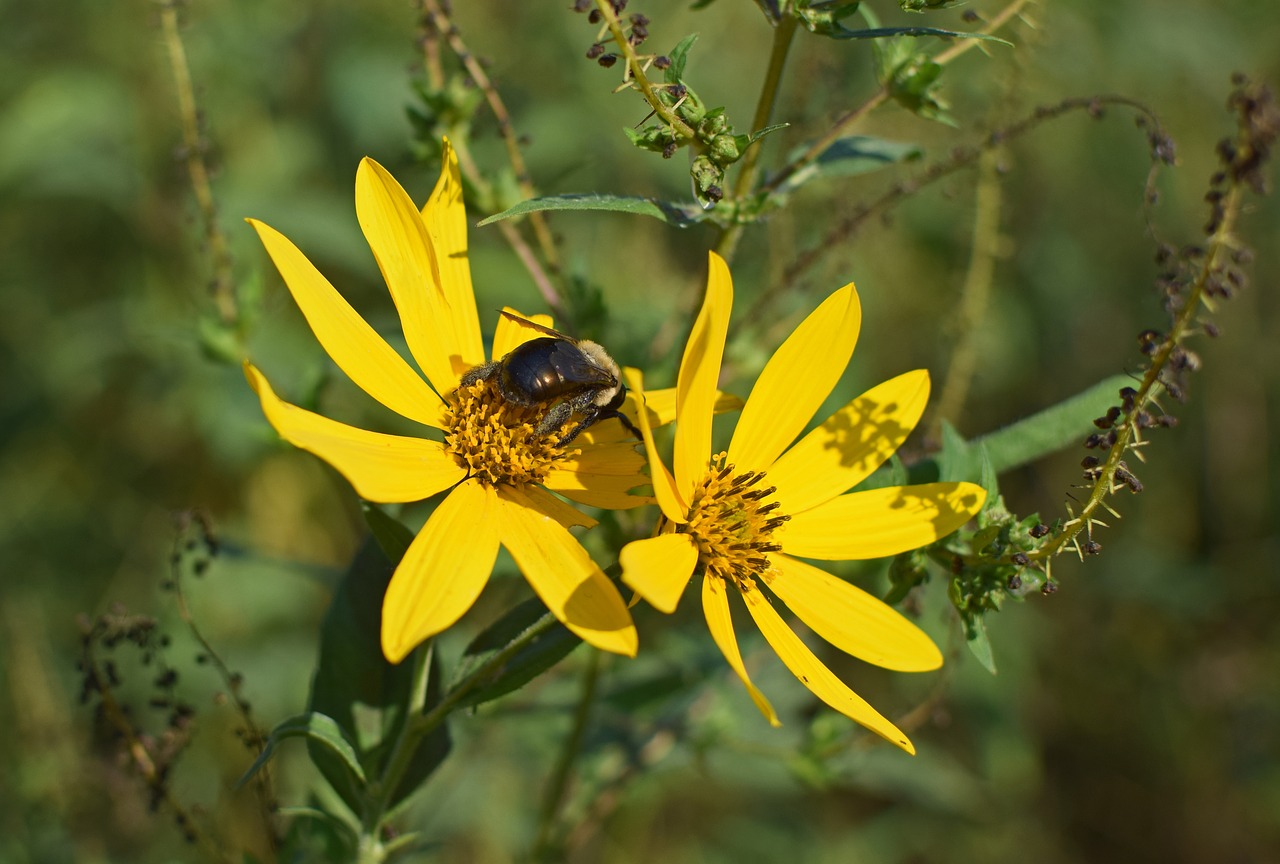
[600,409,642,441]
[537,401,577,440]
[459,361,500,387]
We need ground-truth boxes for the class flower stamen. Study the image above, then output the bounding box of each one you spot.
[443,379,571,488]
[681,453,791,591]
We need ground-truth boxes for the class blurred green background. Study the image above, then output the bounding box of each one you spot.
[3,1,1278,861]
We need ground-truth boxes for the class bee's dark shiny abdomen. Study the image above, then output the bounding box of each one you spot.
[499,337,609,405]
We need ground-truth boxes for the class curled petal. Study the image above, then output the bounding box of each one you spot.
[729,284,861,472]
[620,534,698,613]
[765,555,942,672]
[248,219,448,429]
[496,486,637,657]
[741,584,915,753]
[674,252,733,499]
[780,482,987,560]
[381,480,499,663]
[769,370,931,515]
[625,368,688,524]
[245,363,465,503]
[703,576,779,726]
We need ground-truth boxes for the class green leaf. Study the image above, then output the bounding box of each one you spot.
[827,25,1009,43]
[307,537,451,813]
[451,596,582,709]
[974,375,1132,475]
[965,615,998,674]
[478,194,707,228]
[665,33,699,83]
[776,135,923,198]
[237,712,365,790]
[362,502,414,564]
[937,419,981,484]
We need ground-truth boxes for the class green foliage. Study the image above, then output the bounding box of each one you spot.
[11,1,1280,862]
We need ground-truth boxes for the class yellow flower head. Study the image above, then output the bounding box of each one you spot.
[620,252,987,754]
[244,140,646,663]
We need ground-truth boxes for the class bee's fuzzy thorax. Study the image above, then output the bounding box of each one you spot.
[576,340,623,406]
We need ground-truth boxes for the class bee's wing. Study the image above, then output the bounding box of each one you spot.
[547,341,617,386]
[499,309,571,341]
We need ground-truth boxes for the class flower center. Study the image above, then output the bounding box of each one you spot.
[681,453,789,590]
[443,379,569,488]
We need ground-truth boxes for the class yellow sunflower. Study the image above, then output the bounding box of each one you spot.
[244,140,651,663]
[619,252,986,753]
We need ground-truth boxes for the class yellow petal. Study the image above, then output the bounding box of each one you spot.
[674,252,733,498]
[247,218,447,429]
[765,555,942,672]
[245,363,466,503]
[703,576,779,726]
[543,443,651,510]
[728,284,861,471]
[769,370,931,515]
[741,584,915,753]
[495,486,637,657]
[491,307,555,362]
[638,387,744,427]
[624,368,687,524]
[421,138,484,373]
[780,482,987,560]
[355,158,481,395]
[380,480,499,663]
[620,534,698,613]
[516,484,597,530]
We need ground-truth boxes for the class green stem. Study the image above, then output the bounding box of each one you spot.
[715,14,798,265]
[594,0,696,140]
[531,649,603,862]
[356,613,562,861]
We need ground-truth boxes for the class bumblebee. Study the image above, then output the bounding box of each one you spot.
[460,312,642,447]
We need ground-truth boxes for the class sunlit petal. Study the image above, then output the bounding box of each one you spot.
[765,555,942,672]
[674,252,733,498]
[491,307,556,361]
[703,576,779,726]
[421,138,484,371]
[496,486,637,657]
[636,388,743,427]
[516,484,597,530]
[780,482,987,560]
[728,283,861,471]
[769,370,931,515]
[742,584,915,753]
[355,158,480,395]
[624,368,688,524]
[380,480,499,663]
[620,534,698,613]
[544,443,651,510]
[247,218,447,429]
[245,363,465,503]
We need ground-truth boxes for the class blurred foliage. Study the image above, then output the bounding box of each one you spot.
[2,0,1279,862]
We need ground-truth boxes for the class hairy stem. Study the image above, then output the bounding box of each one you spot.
[159,2,237,329]
[715,14,799,265]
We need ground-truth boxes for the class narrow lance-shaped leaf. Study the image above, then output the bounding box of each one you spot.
[237,712,366,790]
[479,194,708,228]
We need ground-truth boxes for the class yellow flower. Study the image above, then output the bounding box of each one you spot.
[244,140,647,663]
[619,253,986,753]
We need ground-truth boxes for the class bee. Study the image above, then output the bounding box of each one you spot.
[459,311,642,447]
